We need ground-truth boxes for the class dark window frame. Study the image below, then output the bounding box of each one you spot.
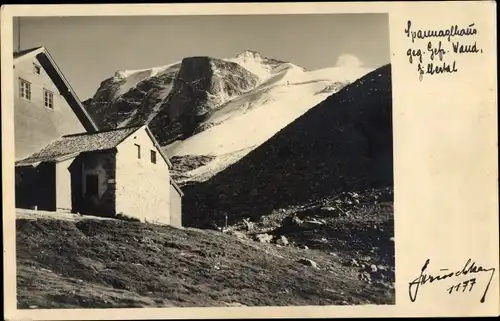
[134,144,141,159]
[150,150,157,164]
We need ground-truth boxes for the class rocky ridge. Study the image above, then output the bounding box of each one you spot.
[85,56,260,145]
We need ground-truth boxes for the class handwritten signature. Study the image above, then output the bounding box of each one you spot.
[409,258,496,303]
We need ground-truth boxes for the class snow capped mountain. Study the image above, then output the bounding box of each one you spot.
[85,50,374,183]
[115,64,173,79]
[225,50,294,81]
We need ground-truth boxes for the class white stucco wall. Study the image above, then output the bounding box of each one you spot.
[115,128,171,224]
[14,55,86,160]
[55,158,74,212]
[169,184,183,228]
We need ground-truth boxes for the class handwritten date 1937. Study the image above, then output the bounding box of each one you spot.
[408,258,496,303]
[447,278,476,294]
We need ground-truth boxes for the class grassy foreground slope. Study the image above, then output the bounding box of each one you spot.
[16,205,394,309]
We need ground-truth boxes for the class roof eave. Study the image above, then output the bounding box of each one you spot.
[13,46,45,62]
[170,179,184,197]
[40,48,99,132]
[15,162,39,168]
[144,126,173,168]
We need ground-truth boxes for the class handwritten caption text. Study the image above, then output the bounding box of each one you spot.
[404,20,483,81]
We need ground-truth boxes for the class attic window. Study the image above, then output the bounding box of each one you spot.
[134,144,141,159]
[33,64,41,75]
[44,89,54,109]
[150,150,157,164]
[19,79,31,101]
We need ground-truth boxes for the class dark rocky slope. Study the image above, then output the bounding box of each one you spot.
[182,64,393,227]
[84,64,180,129]
[148,57,259,145]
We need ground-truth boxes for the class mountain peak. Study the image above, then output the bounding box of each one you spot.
[235,50,262,59]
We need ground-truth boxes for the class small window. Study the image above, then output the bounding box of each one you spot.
[150,150,157,164]
[134,144,141,159]
[33,64,41,74]
[85,174,99,197]
[43,89,54,109]
[19,79,31,101]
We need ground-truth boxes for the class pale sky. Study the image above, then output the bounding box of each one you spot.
[13,14,390,100]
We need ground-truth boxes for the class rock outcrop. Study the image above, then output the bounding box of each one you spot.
[148,57,259,145]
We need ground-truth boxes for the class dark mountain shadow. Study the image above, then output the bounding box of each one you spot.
[181,64,393,228]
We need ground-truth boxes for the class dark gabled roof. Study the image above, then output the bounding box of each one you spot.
[16,124,183,195]
[13,46,43,59]
[16,126,142,167]
[13,46,99,133]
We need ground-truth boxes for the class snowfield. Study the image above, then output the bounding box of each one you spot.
[225,50,276,81]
